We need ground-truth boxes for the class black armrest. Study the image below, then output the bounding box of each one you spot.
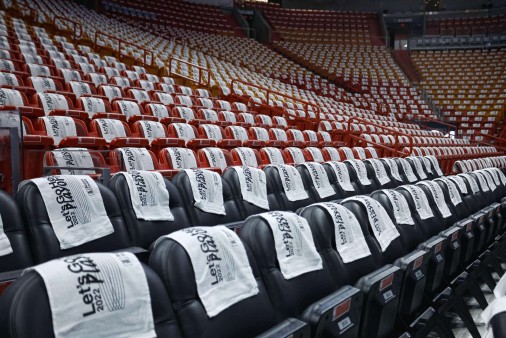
[355,264,402,338]
[255,318,311,338]
[223,220,244,233]
[394,250,429,317]
[301,285,362,337]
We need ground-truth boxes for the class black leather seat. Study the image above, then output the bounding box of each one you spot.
[149,226,311,338]
[344,159,378,194]
[395,158,419,185]
[379,158,405,188]
[406,157,429,182]
[222,166,279,218]
[340,196,428,327]
[296,162,341,202]
[0,190,33,272]
[323,161,360,199]
[264,165,313,212]
[172,169,242,227]
[299,202,403,338]
[239,211,363,338]
[364,159,397,189]
[108,174,191,248]
[16,179,132,264]
[0,258,184,338]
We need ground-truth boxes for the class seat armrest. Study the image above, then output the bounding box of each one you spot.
[255,318,311,338]
[301,285,363,337]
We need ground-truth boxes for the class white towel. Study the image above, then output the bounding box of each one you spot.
[301,162,335,198]
[447,175,468,194]
[149,104,169,119]
[167,147,197,169]
[203,148,228,170]
[232,166,269,210]
[345,160,371,186]
[485,168,501,186]
[253,127,269,141]
[366,159,391,185]
[271,128,287,141]
[474,172,491,192]
[427,156,444,176]
[417,181,452,218]
[306,147,324,162]
[419,157,433,174]
[481,297,506,326]
[314,202,371,263]
[120,170,174,221]
[383,158,402,181]
[435,178,463,206]
[42,116,76,145]
[38,93,69,114]
[409,157,427,180]
[96,119,126,143]
[235,147,258,167]
[173,123,196,142]
[229,126,248,141]
[264,147,285,164]
[32,252,155,338]
[0,213,12,257]
[52,148,96,175]
[325,147,341,161]
[286,148,306,164]
[258,211,323,279]
[354,147,366,160]
[479,170,497,191]
[185,169,226,215]
[398,158,418,182]
[202,125,222,141]
[327,161,355,191]
[118,148,154,171]
[381,189,414,225]
[273,165,309,201]
[342,196,400,252]
[399,185,434,219]
[165,226,259,317]
[339,147,354,160]
[494,168,506,185]
[80,97,105,118]
[138,121,166,143]
[31,175,114,249]
[458,173,480,194]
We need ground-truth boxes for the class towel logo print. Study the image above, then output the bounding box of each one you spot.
[194,169,208,200]
[64,254,127,317]
[47,176,92,229]
[180,228,236,286]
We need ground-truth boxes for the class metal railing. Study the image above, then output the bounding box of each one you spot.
[168,57,210,88]
[54,16,83,41]
[94,31,154,66]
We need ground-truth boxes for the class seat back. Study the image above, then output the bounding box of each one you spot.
[149,227,280,338]
[0,258,182,338]
[172,169,242,226]
[109,173,191,248]
[264,165,312,212]
[16,177,132,264]
[0,190,33,272]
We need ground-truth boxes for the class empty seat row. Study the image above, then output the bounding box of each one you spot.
[0,161,505,337]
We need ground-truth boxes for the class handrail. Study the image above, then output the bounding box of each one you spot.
[471,132,506,152]
[346,116,414,156]
[412,116,457,135]
[168,57,210,88]
[94,31,154,66]
[54,16,83,41]
[348,134,407,157]
[229,79,321,128]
